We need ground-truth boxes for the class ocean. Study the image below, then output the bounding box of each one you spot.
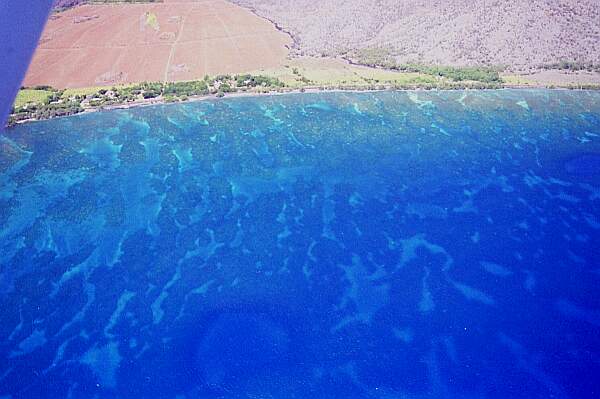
[1,90,599,398]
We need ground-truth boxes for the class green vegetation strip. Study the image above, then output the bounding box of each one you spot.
[9,67,600,127]
[14,89,54,109]
[395,64,502,84]
[539,60,600,73]
[351,47,503,84]
[8,75,285,127]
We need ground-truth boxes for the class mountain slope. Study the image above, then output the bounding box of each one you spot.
[230,0,600,69]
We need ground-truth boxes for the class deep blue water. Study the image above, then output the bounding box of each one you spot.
[1,90,600,399]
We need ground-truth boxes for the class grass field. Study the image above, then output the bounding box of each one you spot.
[14,60,599,114]
[250,57,440,88]
[14,89,54,109]
[502,72,600,89]
[13,86,134,110]
[502,75,537,86]
[62,85,133,98]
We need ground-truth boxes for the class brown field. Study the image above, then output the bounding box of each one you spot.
[24,0,292,88]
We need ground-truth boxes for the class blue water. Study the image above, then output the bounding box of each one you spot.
[1,90,600,398]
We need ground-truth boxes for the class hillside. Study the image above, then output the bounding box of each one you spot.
[23,0,600,90]
[230,0,600,70]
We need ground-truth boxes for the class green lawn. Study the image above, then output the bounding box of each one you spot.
[251,58,441,88]
[14,89,54,108]
[501,75,536,86]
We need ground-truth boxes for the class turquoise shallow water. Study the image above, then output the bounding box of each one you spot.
[1,90,600,398]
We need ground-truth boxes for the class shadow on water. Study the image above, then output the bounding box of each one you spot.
[169,299,329,398]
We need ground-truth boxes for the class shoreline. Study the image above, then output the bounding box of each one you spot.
[17,1,600,129]
[6,84,600,129]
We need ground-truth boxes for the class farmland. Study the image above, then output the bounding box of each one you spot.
[25,0,292,88]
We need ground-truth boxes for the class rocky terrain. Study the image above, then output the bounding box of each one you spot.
[53,0,85,8]
[230,0,600,70]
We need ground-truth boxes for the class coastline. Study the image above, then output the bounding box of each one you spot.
[13,0,600,129]
[7,84,600,129]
